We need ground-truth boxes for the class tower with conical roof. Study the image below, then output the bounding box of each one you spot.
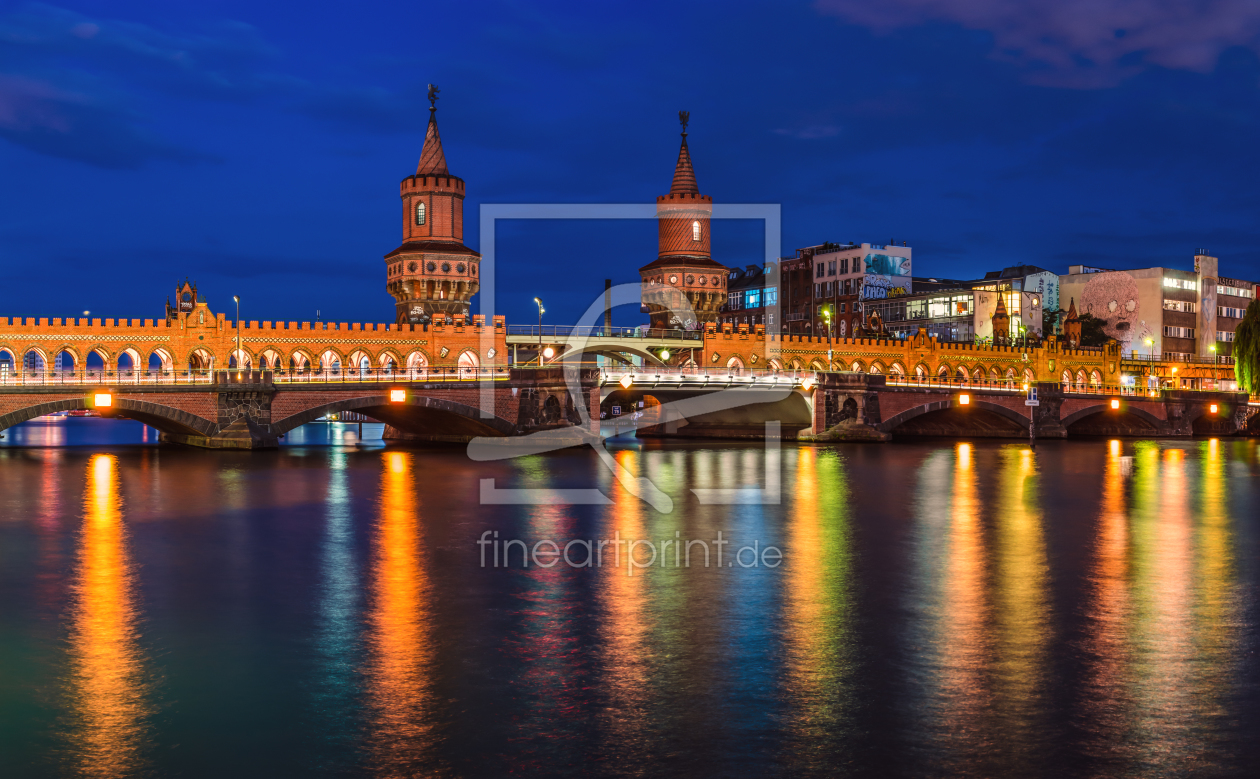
[639,112,727,332]
[384,84,480,324]
[1062,297,1081,346]
[991,293,1010,342]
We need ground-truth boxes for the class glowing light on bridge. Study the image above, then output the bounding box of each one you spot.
[800,377,815,391]
[93,393,112,408]
[1111,399,1121,410]
[619,374,633,389]
[1210,404,1218,414]
[390,389,407,403]
[959,394,970,406]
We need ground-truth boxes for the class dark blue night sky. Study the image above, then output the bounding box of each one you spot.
[3,0,1259,326]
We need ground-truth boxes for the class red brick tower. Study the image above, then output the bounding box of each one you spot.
[385,85,480,324]
[639,112,727,331]
[1062,297,1082,346]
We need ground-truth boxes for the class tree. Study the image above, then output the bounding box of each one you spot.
[1233,300,1260,395]
[1043,308,1065,336]
[1076,314,1109,347]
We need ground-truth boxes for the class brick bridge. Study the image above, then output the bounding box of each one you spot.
[0,369,599,449]
[599,370,1257,441]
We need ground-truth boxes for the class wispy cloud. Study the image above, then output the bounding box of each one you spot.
[815,0,1260,87]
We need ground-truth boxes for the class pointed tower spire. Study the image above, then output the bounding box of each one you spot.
[416,84,448,175]
[670,110,698,195]
[1065,297,1079,321]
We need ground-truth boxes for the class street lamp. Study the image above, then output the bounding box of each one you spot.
[1145,337,1154,359]
[533,297,545,366]
[822,306,833,370]
[233,295,241,376]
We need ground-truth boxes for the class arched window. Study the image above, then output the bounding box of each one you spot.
[416,201,426,225]
[692,220,701,241]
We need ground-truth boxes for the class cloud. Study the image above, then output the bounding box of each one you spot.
[0,74,210,167]
[815,0,1260,87]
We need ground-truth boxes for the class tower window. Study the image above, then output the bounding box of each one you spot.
[416,201,426,226]
[692,221,701,241]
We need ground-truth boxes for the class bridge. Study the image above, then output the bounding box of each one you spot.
[1,304,1252,448]
[596,367,1258,441]
[0,368,599,449]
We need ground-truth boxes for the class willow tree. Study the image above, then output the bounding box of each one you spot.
[1234,300,1260,395]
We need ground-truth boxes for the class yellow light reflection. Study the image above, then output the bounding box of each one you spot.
[366,451,434,771]
[782,446,854,765]
[595,448,652,752]
[992,447,1051,755]
[912,443,989,767]
[68,454,150,777]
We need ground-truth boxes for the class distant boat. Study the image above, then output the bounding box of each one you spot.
[66,410,96,418]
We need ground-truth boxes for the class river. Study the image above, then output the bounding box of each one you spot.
[0,417,1257,777]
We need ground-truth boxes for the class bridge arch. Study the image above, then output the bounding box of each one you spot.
[290,349,313,372]
[271,394,516,438]
[880,398,1031,436]
[186,347,214,371]
[147,347,174,372]
[23,347,49,372]
[0,396,217,438]
[1060,404,1164,434]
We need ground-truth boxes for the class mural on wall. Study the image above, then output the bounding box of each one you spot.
[863,253,911,277]
[860,274,910,301]
[1080,271,1147,349]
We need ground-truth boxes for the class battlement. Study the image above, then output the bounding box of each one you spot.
[400,174,465,194]
[656,193,712,203]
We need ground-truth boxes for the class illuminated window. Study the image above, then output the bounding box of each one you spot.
[416,201,426,225]
[692,220,701,241]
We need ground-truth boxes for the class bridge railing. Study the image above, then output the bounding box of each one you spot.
[271,367,512,383]
[507,325,702,341]
[598,367,816,386]
[0,369,216,386]
[0,367,515,386]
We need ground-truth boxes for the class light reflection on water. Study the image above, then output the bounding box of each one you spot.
[0,419,1258,777]
[65,454,152,777]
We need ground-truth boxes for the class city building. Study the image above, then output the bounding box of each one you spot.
[778,252,816,335]
[1057,250,1256,360]
[384,88,481,325]
[639,117,727,331]
[805,241,913,339]
[718,263,778,329]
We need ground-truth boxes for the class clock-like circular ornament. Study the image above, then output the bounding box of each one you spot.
[699,276,707,286]
[686,274,694,285]
[711,276,720,286]
[441,262,451,272]
[408,261,418,272]
[669,275,678,284]
[457,263,466,273]
[426,261,436,272]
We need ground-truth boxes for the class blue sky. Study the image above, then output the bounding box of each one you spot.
[2,0,1259,326]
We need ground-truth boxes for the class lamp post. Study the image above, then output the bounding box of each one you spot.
[822,306,833,370]
[534,297,545,366]
[232,295,241,376]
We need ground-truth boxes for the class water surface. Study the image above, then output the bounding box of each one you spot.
[1,418,1258,777]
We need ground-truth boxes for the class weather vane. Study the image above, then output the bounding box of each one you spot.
[428,83,440,113]
[679,110,689,134]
